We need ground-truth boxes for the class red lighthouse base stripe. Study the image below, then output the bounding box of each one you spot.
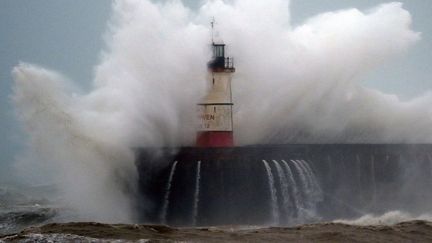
[196,131,234,147]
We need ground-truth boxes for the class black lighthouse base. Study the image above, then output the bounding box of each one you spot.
[135,144,432,226]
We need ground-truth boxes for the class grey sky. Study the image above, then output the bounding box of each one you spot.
[0,0,431,181]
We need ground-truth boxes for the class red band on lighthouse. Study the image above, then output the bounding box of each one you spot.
[196,131,234,147]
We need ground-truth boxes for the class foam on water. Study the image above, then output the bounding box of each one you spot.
[335,211,432,226]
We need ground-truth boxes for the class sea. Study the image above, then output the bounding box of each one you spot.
[2,184,432,242]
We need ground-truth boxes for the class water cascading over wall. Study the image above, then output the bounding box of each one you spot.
[136,144,432,226]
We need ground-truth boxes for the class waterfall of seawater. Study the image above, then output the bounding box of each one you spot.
[261,159,323,225]
[289,159,322,220]
[272,160,291,221]
[290,160,308,207]
[160,161,178,224]
[299,160,322,201]
[192,161,201,226]
[262,160,279,224]
[281,160,299,214]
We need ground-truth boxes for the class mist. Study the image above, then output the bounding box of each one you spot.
[11,0,427,222]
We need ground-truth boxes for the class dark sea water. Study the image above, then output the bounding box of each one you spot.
[0,185,60,236]
[0,206,57,235]
[1,203,432,242]
[2,220,432,242]
[2,185,432,242]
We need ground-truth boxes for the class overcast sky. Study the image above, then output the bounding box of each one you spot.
[0,0,431,181]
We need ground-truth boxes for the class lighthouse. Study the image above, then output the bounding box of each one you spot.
[196,40,235,147]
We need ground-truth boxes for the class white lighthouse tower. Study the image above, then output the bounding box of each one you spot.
[196,35,235,147]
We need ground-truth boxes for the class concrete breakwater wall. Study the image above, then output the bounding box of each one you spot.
[135,145,432,226]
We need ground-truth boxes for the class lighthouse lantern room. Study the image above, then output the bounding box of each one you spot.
[196,41,235,147]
